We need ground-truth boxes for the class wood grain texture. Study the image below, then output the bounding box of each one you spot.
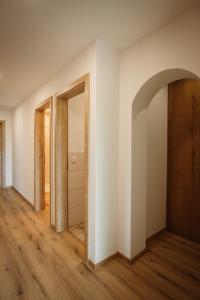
[55,74,89,261]
[34,109,45,211]
[55,97,68,232]
[0,121,5,188]
[0,123,2,188]
[0,188,200,300]
[167,79,200,243]
[34,97,52,217]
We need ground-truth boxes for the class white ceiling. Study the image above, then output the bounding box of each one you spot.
[0,0,199,109]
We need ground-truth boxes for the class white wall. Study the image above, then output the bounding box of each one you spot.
[0,110,12,186]
[119,6,200,258]
[131,107,148,254]
[146,87,167,238]
[95,40,119,263]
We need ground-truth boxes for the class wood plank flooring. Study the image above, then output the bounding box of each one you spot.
[0,188,200,300]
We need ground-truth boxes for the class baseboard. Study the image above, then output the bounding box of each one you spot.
[118,252,134,265]
[117,252,134,264]
[88,252,118,270]
[1,185,12,189]
[88,260,96,270]
[118,248,148,265]
[131,248,148,263]
[11,186,35,210]
[88,248,149,270]
[146,228,166,246]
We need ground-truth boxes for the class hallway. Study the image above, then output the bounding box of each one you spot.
[0,188,200,300]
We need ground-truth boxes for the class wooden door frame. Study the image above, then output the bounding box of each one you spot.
[0,121,6,188]
[55,73,90,261]
[34,97,53,225]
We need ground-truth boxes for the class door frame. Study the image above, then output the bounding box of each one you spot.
[55,73,90,261]
[34,97,53,225]
[0,121,6,188]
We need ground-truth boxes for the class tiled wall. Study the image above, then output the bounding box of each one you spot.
[68,152,85,226]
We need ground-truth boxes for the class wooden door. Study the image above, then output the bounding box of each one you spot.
[167,79,200,243]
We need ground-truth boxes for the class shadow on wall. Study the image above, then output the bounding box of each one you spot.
[131,68,199,258]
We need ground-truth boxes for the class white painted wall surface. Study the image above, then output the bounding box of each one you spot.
[119,6,200,258]
[146,87,168,239]
[131,107,148,255]
[95,40,119,263]
[0,110,12,186]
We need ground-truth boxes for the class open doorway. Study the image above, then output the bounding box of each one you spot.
[67,94,85,243]
[0,121,5,188]
[131,69,200,259]
[34,97,52,224]
[55,74,89,260]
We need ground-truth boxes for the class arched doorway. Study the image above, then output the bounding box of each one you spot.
[131,68,199,258]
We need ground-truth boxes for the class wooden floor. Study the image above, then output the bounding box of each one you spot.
[69,222,85,243]
[0,188,200,300]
